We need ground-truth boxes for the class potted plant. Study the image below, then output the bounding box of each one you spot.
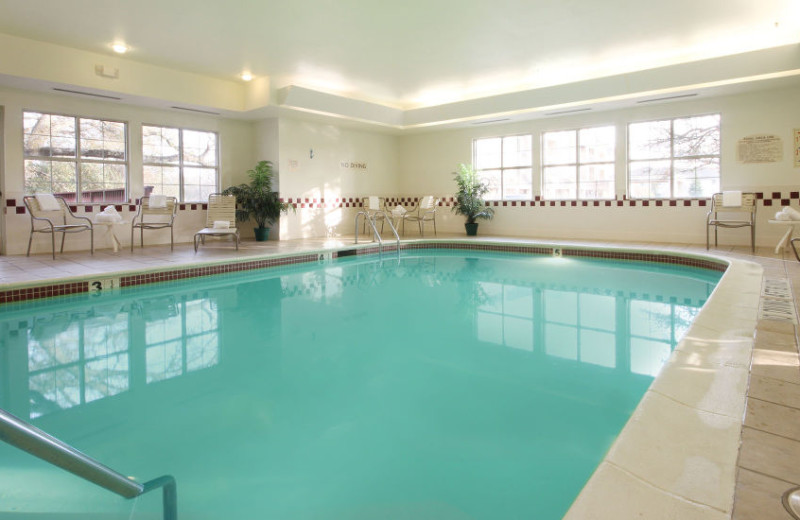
[452,163,494,236]
[223,160,291,241]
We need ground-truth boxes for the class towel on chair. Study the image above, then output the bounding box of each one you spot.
[392,205,407,217]
[722,191,742,207]
[35,193,60,211]
[149,194,167,208]
[368,196,380,210]
[213,220,230,229]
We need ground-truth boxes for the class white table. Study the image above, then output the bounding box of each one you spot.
[768,219,800,254]
[93,220,128,252]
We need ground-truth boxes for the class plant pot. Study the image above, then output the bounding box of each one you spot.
[465,222,479,236]
[254,227,270,241]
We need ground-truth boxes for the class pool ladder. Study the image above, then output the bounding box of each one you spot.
[0,408,177,519]
[354,210,401,255]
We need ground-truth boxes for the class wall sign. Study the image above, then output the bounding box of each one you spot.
[340,161,367,171]
[736,134,783,163]
[794,128,800,168]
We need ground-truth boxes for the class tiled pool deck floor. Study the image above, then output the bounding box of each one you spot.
[1,234,799,519]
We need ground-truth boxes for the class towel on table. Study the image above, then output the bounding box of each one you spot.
[392,205,407,218]
[35,193,60,211]
[95,205,123,223]
[722,191,742,207]
[148,194,167,208]
[212,220,230,229]
[368,196,380,210]
[785,207,800,221]
[775,210,792,221]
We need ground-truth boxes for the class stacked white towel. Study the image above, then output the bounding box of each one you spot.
[775,207,800,221]
[722,191,742,207]
[368,196,380,210]
[35,193,61,211]
[391,205,407,218]
[212,220,230,229]
[149,194,167,208]
[95,205,123,223]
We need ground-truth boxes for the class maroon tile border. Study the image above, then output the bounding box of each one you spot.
[0,242,727,306]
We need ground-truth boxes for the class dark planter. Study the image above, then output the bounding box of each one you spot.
[465,222,479,236]
[254,227,270,241]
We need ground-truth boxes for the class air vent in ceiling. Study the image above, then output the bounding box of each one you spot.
[53,88,121,100]
[472,118,511,125]
[544,107,591,116]
[170,106,221,115]
[637,93,698,104]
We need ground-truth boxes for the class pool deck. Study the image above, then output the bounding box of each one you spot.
[1,234,799,519]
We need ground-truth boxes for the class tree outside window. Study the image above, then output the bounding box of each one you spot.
[628,114,720,198]
[542,126,615,200]
[142,125,218,202]
[23,112,127,203]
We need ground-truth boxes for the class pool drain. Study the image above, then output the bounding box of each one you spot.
[759,278,797,323]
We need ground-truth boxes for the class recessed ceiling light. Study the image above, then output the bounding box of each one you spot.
[240,71,253,82]
[111,42,128,54]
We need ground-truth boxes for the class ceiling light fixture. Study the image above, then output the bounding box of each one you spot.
[240,72,253,82]
[111,42,128,54]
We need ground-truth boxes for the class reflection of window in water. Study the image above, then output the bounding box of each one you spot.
[145,298,219,383]
[476,281,701,377]
[28,310,129,418]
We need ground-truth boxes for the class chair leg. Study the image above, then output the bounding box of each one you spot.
[140,227,144,248]
[90,229,94,255]
[706,224,710,250]
[433,218,437,236]
[131,226,135,252]
[51,233,56,260]
[751,224,756,253]
[792,238,800,262]
[27,232,33,257]
[170,227,174,251]
[418,220,423,236]
[60,232,66,254]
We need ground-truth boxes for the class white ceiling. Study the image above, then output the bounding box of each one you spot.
[0,0,798,114]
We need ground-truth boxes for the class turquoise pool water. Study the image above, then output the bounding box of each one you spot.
[0,250,721,519]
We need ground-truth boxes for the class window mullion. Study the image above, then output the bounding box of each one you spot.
[178,130,184,201]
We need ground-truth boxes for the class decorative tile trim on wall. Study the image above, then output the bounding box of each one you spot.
[3,199,209,215]
[274,192,800,210]
[0,242,727,306]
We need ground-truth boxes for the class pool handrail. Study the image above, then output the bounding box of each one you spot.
[354,210,400,254]
[0,407,177,520]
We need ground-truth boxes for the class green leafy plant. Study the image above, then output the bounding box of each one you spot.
[452,163,495,224]
[222,160,291,229]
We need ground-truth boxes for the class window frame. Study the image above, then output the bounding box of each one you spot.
[141,124,220,203]
[626,113,721,199]
[540,125,616,200]
[472,133,533,201]
[22,110,129,203]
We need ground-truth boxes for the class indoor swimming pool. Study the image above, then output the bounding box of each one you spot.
[0,249,723,519]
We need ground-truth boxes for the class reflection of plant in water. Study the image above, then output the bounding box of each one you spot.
[636,301,700,346]
[453,257,495,320]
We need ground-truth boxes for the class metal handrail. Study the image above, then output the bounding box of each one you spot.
[354,211,400,256]
[0,408,177,520]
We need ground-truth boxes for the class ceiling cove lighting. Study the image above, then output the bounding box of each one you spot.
[111,42,128,54]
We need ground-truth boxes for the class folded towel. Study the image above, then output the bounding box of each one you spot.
[722,191,742,207]
[392,205,407,217]
[95,213,120,223]
[776,210,791,221]
[35,193,60,211]
[368,196,380,210]
[149,194,167,208]
[213,220,230,229]
[102,205,119,215]
[785,207,800,221]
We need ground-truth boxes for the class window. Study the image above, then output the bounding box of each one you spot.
[542,126,615,200]
[473,135,532,200]
[628,114,720,198]
[142,125,218,202]
[23,112,127,203]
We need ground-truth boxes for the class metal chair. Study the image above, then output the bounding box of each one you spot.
[706,192,756,253]
[131,195,177,251]
[194,193,239,252]
[23,196,93,259]
[399,196,438,236]
[361,196,387,233]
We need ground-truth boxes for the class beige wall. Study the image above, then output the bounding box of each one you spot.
[0,86,255,254]
[398,86,800,246]
[277,118,400,239]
